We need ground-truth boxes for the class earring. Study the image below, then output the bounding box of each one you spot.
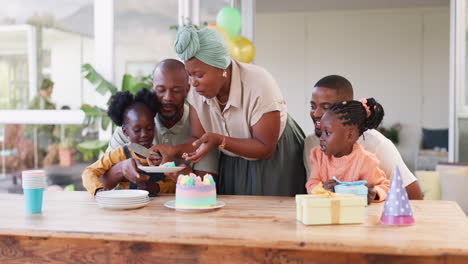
[222,70,227,78]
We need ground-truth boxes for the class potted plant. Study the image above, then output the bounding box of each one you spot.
[58,138,74,167]
[56,124,82,166]
[378,123,402,145]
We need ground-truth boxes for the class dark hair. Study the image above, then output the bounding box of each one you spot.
[314,75,353,99]
[40,78,54,91]
[107,88,158,126]
[328,98,384,135]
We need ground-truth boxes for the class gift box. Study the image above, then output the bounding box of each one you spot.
[333,177,368,199]
[334,185,368,199]
[296,194,367,225]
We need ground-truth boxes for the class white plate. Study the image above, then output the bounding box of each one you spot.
[96,199,150,205]
[96,198,149,203]
[96,190,149,199]
[137,166,185,173]
[164,200,225,212]
[98,201,149,210]
[96,196,149,201]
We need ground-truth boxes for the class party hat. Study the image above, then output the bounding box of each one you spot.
[380,167,415,225]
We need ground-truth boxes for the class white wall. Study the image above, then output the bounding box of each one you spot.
[47,29,95,109]
[255,7,449,171]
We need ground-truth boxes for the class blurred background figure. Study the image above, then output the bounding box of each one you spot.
[28,79,56,110]
[26,78,58,167]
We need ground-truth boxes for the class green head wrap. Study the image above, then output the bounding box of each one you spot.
[174,25,231,70]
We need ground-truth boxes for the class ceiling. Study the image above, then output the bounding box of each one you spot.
[256,0,449,13]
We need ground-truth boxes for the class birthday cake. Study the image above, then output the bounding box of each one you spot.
[175,173,216,208]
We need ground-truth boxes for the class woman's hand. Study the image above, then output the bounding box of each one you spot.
[146,153,162,166]
[149,144,178,164]
[183,133,222,163]
[121,158,150,184]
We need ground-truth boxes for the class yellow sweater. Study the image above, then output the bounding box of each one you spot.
[82,145,175,195]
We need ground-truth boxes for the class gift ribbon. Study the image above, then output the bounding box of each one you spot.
[331,199,341,224]
[311,182,341,224]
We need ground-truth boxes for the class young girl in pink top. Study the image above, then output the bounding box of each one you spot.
[306,98,390,203]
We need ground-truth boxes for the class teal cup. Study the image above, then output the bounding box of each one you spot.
[24,188,44,214]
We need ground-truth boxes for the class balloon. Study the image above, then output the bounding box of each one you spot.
[230,36,255,63]
[207,24,235,55]
[216,7,241,37]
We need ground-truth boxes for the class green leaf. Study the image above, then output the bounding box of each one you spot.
[101,116,111,131]
[64,184,75,191]
[95,81,109,95]
[107,82,118,94]
[77,140,108,151]
[82,64,118,94]
[128,83,148,94]
[77,140,108,161]
[84,71,100,85]
[121,74,137,92]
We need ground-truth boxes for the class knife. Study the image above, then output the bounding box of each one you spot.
[128,142,161,159]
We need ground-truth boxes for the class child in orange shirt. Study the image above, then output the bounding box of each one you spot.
[82,88,175,196]
[306,98,390,203]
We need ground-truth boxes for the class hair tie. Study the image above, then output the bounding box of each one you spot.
[360,98,371,118]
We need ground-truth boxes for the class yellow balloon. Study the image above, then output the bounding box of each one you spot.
[230,36,255,63]
[207,24,235,55]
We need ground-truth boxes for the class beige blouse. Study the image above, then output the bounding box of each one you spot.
[187,60,287,159]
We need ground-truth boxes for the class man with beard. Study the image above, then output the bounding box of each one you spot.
[303,75,423,199]
[99,59,217,193]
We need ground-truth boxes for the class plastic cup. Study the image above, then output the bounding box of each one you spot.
[22,170,46,214]
[24,188,44,214]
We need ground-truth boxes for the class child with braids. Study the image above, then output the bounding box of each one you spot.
[306,98,390,203]
[82,88,175,196]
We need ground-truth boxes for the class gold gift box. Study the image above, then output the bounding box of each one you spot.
[296,194,367,225]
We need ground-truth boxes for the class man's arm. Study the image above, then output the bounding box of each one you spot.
[303,135,319,180]
[362,130,423,200]
[405,181,424,200]
[106,127,129,152]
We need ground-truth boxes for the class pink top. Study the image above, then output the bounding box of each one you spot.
[306,143,390,202]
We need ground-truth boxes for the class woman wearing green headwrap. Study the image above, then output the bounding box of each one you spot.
[162,25,305,196]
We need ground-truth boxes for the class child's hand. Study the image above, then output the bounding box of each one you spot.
[146,152,162,166]
[367,184,377,205]
[323,179,338,192]
[122,158,149,184]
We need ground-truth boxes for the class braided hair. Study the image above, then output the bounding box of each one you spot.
[107,88,158,126]
[328,98,384,136]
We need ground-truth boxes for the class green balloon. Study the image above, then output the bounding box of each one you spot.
[216,7,241,37]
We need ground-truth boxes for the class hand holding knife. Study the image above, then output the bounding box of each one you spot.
[128,143,162,166]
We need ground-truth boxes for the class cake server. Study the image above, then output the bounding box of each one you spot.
[128,143,161,159]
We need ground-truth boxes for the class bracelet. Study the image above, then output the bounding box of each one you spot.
[218,136,227,150]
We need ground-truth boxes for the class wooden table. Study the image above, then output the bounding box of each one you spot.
[0,191,467,264]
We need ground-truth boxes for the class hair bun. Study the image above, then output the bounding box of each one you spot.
[174,25,200,61]
[363,97,384,130]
